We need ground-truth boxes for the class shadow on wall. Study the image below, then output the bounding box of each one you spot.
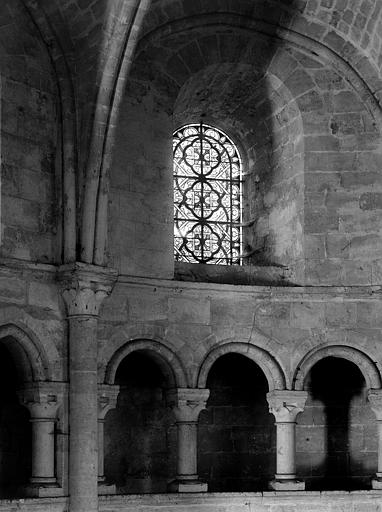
[198,353,275,491]
[0,344,31,498]
[104,352,177,493]
[297,357,377,490]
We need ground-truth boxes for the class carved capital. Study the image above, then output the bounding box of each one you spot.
[368,389,382,420]
[166,388,210,423]
[267,390,308,423]
[18,382,67,420]
[98,384,120,420]
[58,262,118,316]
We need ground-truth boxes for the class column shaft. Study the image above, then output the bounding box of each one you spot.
[166,388,210,492]
[69,315,98,512]
[97,384,119,494]
[30,419,56,482]
[177,422,198,479]
[59,262,117,510]
[368,389,382,488]
[275,422,296,479]
[98,419,105,482]
[377,421,382,476]
[17,381,65,497]
[267,390,307,491]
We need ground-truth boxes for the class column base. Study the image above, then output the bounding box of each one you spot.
[269,479,305,491]
[98,483,116,495]
[371,476,382,489]
[21,483,63,498]
[168,479,208,493]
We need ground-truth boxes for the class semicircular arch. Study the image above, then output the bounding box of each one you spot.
[138,13,382,126]
[293,344,382,391]
[197,342,286,391]
[0,323,51,382]
[104,339,188,388]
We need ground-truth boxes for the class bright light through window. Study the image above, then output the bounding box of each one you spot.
[173,123,243,265]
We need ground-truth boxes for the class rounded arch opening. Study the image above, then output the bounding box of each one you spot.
[0,324,50,382]
[138,13,382,126]
[104,339,188,388]
[296,356,378,490]
[198,352,275,491]
[104,350,177,493]
[198,342,286,391]
[293,345,382,391]
[0,343,32,497]
[173,122,244,266]
[172,61,305,281]
[110,19,310,282]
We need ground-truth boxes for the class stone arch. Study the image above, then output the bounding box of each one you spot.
[293,345,382,391]
[104,339,188,388]
[138,13,382,125]
[99,324,167,380]
[197,342,286,391]
[0,323,51,382]
[169,55,305,272]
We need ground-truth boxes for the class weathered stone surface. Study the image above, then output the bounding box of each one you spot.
[168,296,211,325]
[1,0,382,507]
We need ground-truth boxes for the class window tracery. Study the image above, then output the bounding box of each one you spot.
[173,123,243,265]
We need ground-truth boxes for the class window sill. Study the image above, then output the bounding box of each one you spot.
[174,261,293,286]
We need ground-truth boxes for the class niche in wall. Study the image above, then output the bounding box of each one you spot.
[198,353,275,491]
[0,343,31,498]
[173,64,305,281]
[104,351,177,493]
[296,357,377,490]
[109,28,307,285]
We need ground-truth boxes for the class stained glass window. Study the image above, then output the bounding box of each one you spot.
[173,123,243,265]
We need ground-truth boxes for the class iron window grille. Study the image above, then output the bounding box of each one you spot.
[173,123,243,265]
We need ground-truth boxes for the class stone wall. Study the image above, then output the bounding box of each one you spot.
[2,492,382,512]
[0,1,58,263]
[297,357,377,489]
[198,354,275,492]
[99,492,382,511]
[99,279,382,392]
[99,277,382,492]
[0,260,67,497]
[109,6,382,286]
[0,0,382,510]
[104,352,177,493]
[109,83,173,278]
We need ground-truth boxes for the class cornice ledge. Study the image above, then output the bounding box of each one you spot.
[117,274,382,300]
[57,262,118,286]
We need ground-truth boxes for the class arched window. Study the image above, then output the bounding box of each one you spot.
[173,123,243,265]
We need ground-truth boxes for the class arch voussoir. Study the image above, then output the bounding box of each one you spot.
[293,344,382,391]
[197,341,286,391]
[104,338,188,388]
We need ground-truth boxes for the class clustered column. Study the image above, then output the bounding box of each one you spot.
[59,263,117,512]
[166,388,210,492]
[267,390,307,490]
[18,382,65,497]
[98,384,120,494]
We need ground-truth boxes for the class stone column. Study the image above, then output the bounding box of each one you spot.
[98,384,119,494]
[18,382,66,497]
[59,263,117,512]
[166,388,210,492]
[267,390,308,490]
[368,389,382,489]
